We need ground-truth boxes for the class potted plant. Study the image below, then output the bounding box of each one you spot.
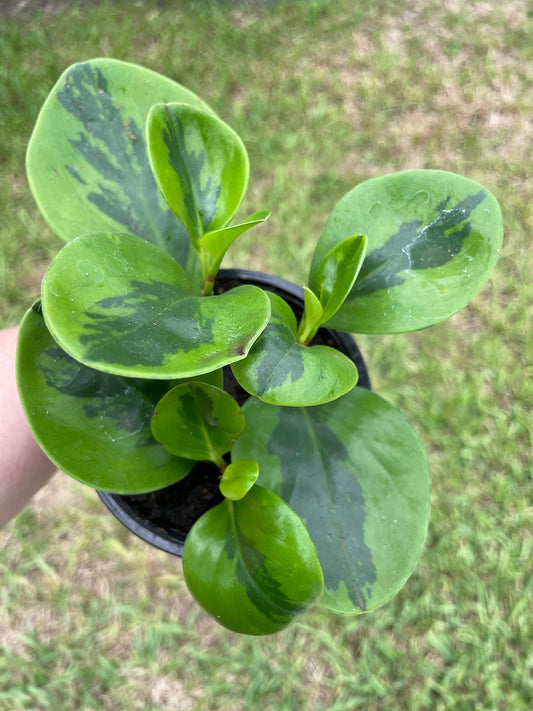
[16,58,503,636]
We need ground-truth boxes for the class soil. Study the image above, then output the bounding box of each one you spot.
[119,366,245,539]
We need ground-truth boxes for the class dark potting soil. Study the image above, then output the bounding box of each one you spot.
[120,460,224,538]
[119,366,244,538]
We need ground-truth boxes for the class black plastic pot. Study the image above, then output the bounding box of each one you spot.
[97,269,371,557]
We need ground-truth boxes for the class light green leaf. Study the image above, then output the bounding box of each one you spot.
[219,460,259,500]
[41,231,271,380]
[231,292,358,406]
[151,383,245,467]
[198,210,270,294]
[296,286,323,345]
[26,58,212,279]
[147,102,249,240]
[16,302,192,493]
[199,211,270,261]
[310,170,503,333]
[182,486,324,635]
[233,387,431,614]
[311,233,367,324]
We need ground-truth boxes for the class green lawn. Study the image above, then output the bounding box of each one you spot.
[1,1,531,709]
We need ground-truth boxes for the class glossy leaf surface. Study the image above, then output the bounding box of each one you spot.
[219,460,259,501]
[42,231,271,379]
[233,387,431,613]
[147,102,249,239]
[310,170,503,333]
[16,302,192,493]
[296,286,323,345]
[199,211,270,262]
[311,233,367,324]
[26,58,212,276]
[231,292,358,406]
[182,486,324,635]
[151,383,244,465]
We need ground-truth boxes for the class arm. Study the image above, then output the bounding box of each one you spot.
[0,326,56,529]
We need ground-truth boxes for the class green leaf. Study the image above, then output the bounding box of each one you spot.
[296,286,323,345]
[310,170,503,333]
[198,210,270,293]
[311,233,367,324]
[41,231,271,380]
[16,302,193,493]
[233,387,431,614]
[151,383,245,467]
[199,211,270,261]
[231,292,358,406]
[219,460,259,501]
[147,102,249,240]
[182,486,324,635]
[26,58,212,279]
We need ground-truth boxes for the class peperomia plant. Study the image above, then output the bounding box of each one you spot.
[16,59,503,635]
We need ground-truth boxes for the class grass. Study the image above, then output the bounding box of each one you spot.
[0,0,531,709]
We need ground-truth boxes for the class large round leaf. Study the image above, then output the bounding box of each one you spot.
[233,388,431,613]
[147,103,249,240]
[310,170,503,333]
[182,486,324,635]
[41,231,271,380]
[26,58,213,275]
[16,302,193,493]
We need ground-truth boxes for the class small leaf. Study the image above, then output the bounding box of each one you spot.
[199,210,270,293]
[233,387,431,614]
[199,211,270,261]
[231,292,358,406]
[16,302,192,493]
[182,486,324,635]
[151,382,244,466]
[296,286,323,345]
[41,231,271,380]
[311,233,367,324]
[310,170,503,333]
[219,460,259,500]
[147,102,249,240]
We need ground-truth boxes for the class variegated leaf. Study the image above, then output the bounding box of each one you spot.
[231,292,358,406]
[310,170,503,333]
[16,302,193,493]
[146,103,249,240]
[182,486,324,635]
[233,387,431,614]
[152,383,245,466]
[26,59,213,282]
[41,231,271,380]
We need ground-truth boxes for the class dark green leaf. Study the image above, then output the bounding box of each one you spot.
[182,486,324,635]
[151,383,245,466]
[16,302,192,493]
[231,292,358,406]
[233,388,431,613]
[310,170,503,333]
[41,231,271,379]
